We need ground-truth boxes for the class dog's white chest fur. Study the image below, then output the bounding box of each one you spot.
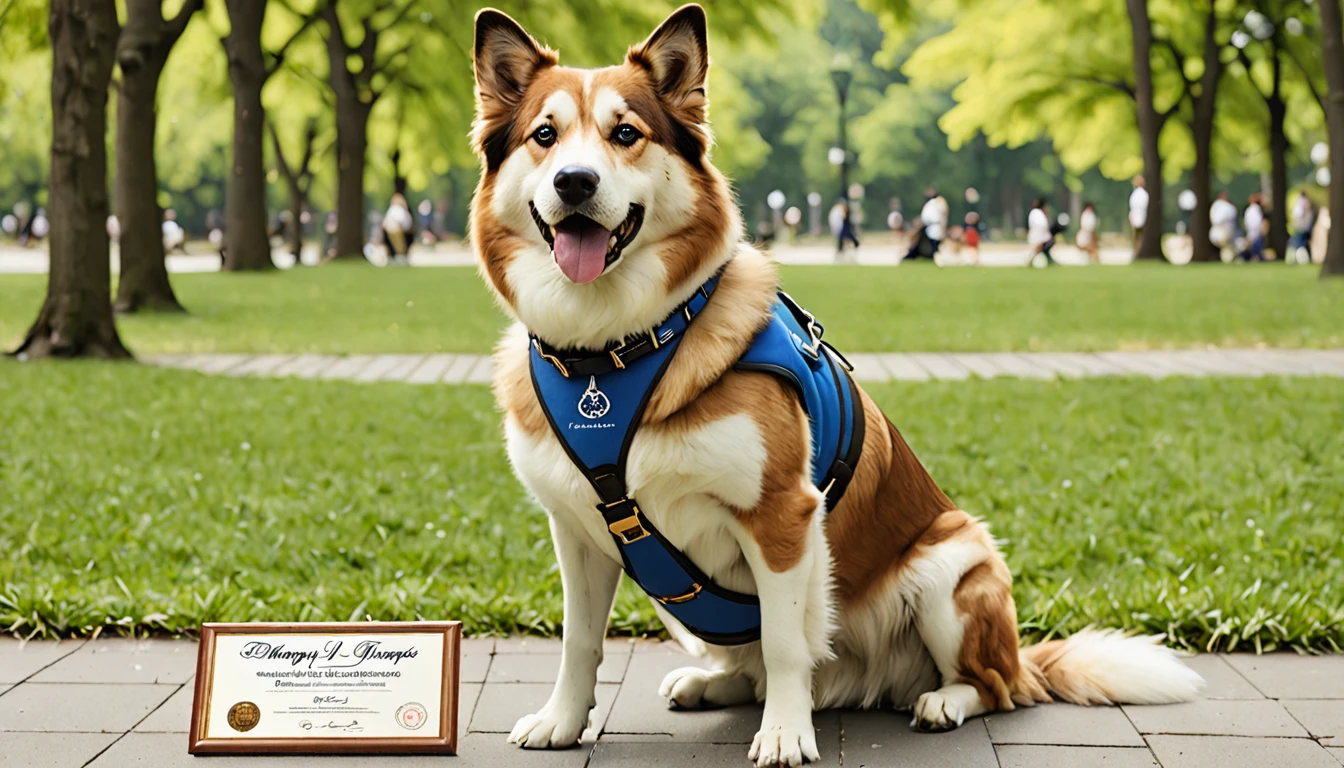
[503,396,765,597]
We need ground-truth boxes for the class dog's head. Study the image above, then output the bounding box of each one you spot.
[469,4,739,349]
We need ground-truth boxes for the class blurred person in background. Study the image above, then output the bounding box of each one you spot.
[831,199,859,262]
[1243,194,1265,261]
[1077,202,1099,264]
[161,209,185,254]
[382,192,414,266]
[1290,191,1315,264]
[963,211,981,265]
[1210,191,1238,261]
[1311,206,1331,264]
[106,215,120,244]
[1129,175,1148,255]
[28,207,50,249]
[1027,198,1056,266]
[418,199,437,245]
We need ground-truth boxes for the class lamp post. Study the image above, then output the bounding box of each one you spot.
[830,54,854,209]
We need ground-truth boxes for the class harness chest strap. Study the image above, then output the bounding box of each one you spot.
[527,271,864,646]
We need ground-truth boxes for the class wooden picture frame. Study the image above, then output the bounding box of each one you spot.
[188,621,461,755]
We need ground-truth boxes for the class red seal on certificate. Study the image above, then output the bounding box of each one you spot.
[396,702,428,731]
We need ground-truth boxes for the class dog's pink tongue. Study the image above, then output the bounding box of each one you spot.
[553,217,611,284]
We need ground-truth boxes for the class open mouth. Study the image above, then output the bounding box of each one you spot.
[529,202,645,284]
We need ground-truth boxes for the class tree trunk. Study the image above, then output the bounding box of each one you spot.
[14,0,131,359]
[222,0,273,271]
[1267,47,1289,260]
[332,96,370,259]
[1323,0,1344,276]
[1189,8,1222,263]
[1127,0,1166,261]
[114,34,183,310]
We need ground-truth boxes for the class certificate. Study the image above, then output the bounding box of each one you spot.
[188,622,461,755]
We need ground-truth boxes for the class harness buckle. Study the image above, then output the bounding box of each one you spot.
[609,349,626,370]
[607,511,650,544]
[799,308,824,359]
[532,338,570,378]
[656,584,702,605]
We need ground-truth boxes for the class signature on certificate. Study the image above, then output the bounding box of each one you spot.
[313,695,350,705]
[298,719,364,733]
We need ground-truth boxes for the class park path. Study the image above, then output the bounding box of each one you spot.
[146,348,1344,385]
[3,635,1342,767]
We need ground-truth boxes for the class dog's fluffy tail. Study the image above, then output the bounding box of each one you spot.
[1016,629,1204,706]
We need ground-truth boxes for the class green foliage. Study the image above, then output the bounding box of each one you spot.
[1,364,1340,651]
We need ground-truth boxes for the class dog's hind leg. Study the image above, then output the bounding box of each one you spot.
[509,516,622,749]
[659,666,755,709]
[906,515,1044,732]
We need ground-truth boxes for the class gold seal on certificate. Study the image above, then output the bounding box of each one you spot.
[189,622,461,755]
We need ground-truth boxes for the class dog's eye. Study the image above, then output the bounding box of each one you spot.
[532,125,557,147]
[612,124,643,147]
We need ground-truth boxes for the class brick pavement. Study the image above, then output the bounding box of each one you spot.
[2,637,1342,767]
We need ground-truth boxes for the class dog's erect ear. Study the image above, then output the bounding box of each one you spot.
[627,4,708,114]
[473,9,555,109]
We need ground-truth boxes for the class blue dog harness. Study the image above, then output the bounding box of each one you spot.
[529,269,865,646]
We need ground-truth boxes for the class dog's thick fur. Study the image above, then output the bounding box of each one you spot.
[469,6,1203,766]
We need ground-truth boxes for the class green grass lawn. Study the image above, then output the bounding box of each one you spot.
[2,262,1342,355]
[3,362,1340,651]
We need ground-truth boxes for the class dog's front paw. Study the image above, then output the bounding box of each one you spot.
[748,723,819,768]
[507,708,588,749]
[911,690,965,732]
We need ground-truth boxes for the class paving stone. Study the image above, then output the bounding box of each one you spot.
[596,733,676,742]
[194,354,251,374]
[947,353,1003,379]
[1023,352,1092,378]
[604,650,760,742]
[354,354,423,382]
[31,637,197,684]
[907,353,970,380]
[0,638,85,684]
[461,649,492,685]
[92,731,507,767]
[841,711,997,767]
[590,741,760,767]
[879,353,932,381]
[1223,653,1344,699]
[980,352,1056,379]
[0,682,177,732]
[0,731,120,767]
[229,354,294,377]
[1053,352,1129,376]
[846,353,890,383]
[1096,352,1173,378]
[1124,699,1307,737]
[1183,655,1264,699]
[488,650,630,684]
[465,356,494,384]
[406,354,457,384]
[995,744,1159,768]
[492,637,562,653]
[1282,699,1344,746]
[270,353,338,379]
[455,732,593,767]
[984,703,1144,746]
[469,682,618,740]
[1146,734,1339,768]
[133,684,193,733]
[319,354,377,380]
[441,354,480,383]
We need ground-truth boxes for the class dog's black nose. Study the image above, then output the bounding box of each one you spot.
[553,166,600,206]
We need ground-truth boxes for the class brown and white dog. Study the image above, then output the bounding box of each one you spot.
[469,6,1202,766]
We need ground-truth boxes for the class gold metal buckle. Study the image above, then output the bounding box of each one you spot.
[657,584,702,605]
[532,338,570,378]
[607,514,649,544]
[609,349,626,370]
